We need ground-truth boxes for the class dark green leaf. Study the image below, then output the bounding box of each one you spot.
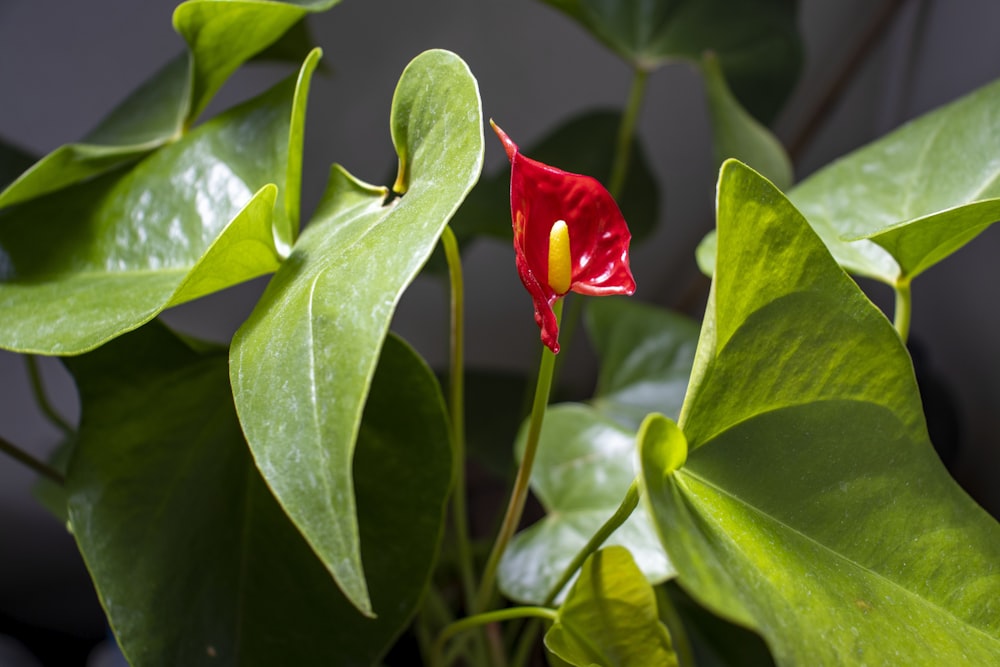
[0,139,37,191]
[545,546,678,667]
[643,160,1000,665]
[499,404,673,604]
[539,0,801,121]
[230,49,482,616]
[0,53,321,354]
[64,323,450,666]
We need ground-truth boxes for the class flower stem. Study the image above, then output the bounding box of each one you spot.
[433,607,558,667]
[475,298,564,614]
[0,434,65,485]
[441,226,479,613]
[893,277,912,343]
[25,355,73,436]
[608,67,649,199]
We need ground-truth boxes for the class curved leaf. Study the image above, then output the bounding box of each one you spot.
[0,54,320,354]
[545,546,678,667]
[499,404,672,605]
[586,297,699,429]
[230,49,483,616]
[702,52,792,191]
[64,323,450,666]
[644,160,1000,665]
[789,77,1000,284]
[540,0,801,121]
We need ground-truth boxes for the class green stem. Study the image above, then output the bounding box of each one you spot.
[441,226,478,610]
[433,607,558,667]
[893,278,912,343]
[509,478,642,667]
[608,67,649,199]
[25,355,73,436]
[0,435,65,485]
[475,299,564,614]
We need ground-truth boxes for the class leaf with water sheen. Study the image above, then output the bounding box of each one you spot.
[499,404,672,605]
[64,323,450,666]
[0,52,320,355]
[540,0,801,121]
[789,76,1000,284]
[643,160,1000,665]
[545,546,678,667]
[230,49,482,616]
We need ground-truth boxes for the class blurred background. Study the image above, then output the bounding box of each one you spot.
[1,0,998,663]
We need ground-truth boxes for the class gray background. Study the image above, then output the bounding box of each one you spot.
[0,0,998,659]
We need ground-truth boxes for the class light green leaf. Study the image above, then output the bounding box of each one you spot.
[586,297,699,429]
[539,0,801,121]
[230,49,483,616]
[545,546,678,667]
[644,160,1000,665]
[64,323,450,666]
[789,77,1000,284]
[702,52,792,191]
[499,404,672,605]
[0,54,320,354]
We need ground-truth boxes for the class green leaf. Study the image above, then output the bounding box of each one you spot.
[701,52,792,191]
[64,323,451,666]
[230,49,483,616]
[173,0,340,123]
[499,404,673,604]
[586,297,699,429]
[0,139,36,191]
[545,546,679,667]
[789,77,1000,284]
[443,110,659,269]
[0,54,320,355]
[539,0,801,121]
[643,160,1000,665]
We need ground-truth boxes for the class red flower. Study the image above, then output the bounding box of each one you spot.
[492,120,636,353]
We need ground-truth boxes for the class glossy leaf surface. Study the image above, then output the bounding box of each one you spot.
[64,323,449,666]
[499,404,672,604]
[545,546,678,667]
[0,54,319,355]
[540,0,801,120]
[702,52,792,191]
[230,49,482,616]
[644,160,1000,665]
[586,297,699,429]
[789,77,1000,284]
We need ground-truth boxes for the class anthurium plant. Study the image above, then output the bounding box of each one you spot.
[2,2,999,666]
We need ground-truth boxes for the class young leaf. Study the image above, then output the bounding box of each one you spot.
[540,0,801,121]
[229,49,483,617]
[644,160,1000,665]
[586,297,699,429]
[789,77,1000,284]
[701,52,792,191]
[545,546,679,667]
[499,404,672,605]
[0,53,320,355]
[64,323,450,666]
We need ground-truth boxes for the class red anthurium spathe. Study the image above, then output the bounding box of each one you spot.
[492,120,636,353]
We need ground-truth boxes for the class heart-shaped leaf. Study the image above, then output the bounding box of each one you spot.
[0,1,337,209]
[544,546,679,667]
[0,51,320,355]
[230,49,483,616]
[499,404,673,605]
[644,160,1000,665]
[586,297,699,429]
[789,77,1000,284]
[539,0,802,121]
[64,323,450,666]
